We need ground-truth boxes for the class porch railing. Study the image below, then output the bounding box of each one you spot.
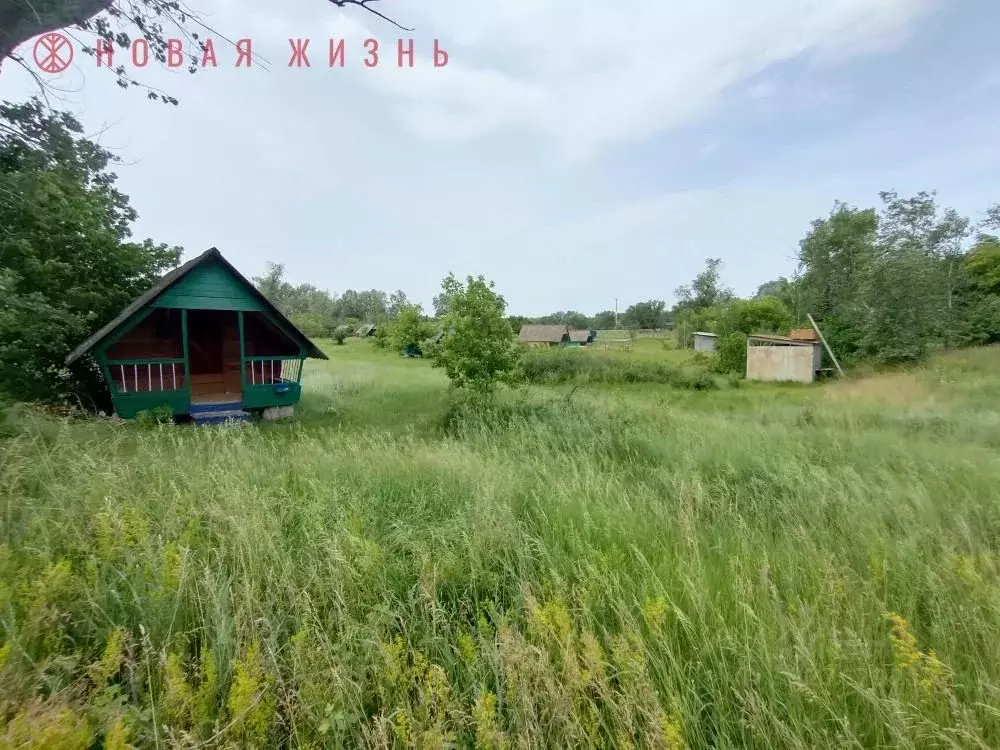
[243,356,304,386]
[108,359,186,394]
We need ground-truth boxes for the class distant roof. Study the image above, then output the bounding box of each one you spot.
[693,331,718,337]
[66,247,328,364]
[519,324,569,343]
[568,329,590,343]
[357,323,376,336]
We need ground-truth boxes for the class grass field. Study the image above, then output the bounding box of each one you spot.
[3,341,1000,748]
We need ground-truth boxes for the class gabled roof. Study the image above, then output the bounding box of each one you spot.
[65,247,328,364]
[518,324,569,343]
[568,329,590,343]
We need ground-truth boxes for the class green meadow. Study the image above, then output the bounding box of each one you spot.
[3,340,1000,748]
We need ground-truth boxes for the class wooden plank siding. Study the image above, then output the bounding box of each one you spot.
[104,309,184,361]
[151,263,268,311]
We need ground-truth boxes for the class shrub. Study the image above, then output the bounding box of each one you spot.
[521,350,718,389]
[332,326,349,345]
[712,333,748,376]
[135,405,174,427]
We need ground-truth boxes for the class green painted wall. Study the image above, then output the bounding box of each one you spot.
[111,388,192,419]
[242,382,302,410]
[152,261,268,312]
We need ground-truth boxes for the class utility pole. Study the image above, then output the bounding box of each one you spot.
[615,298,618,328]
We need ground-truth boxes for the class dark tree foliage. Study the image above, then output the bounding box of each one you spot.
[0,97,181,405]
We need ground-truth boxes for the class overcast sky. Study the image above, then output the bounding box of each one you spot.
[3,0,998,316]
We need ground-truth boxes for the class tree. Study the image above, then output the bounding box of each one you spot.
[621,300,666,329]
[592,310,617,329]
[389,303,432,354]
[432,291,452,318]
[965,241,1000,296]
[388,290,409,318]
[983,203,1000,235]
[717,298,792,338]
[674,258,733,312]
[0,0,408,102]
[507,315,530,335]
[537,311,593,330]
[253,262,293,309]
[0,97,181,403]
[796,203,877,358]
[430,273,521,394]
[864,191,971,360]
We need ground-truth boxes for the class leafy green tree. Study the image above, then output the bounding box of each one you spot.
[388,290,410,318]
[432,291,453,318]
[537,310,593,330]
[430,273,521,394]
[389,304,432,354]
[864,191,971,360]
[674,258,733,312]
[754,276,803,319]
[965,241,1000,296]
[717,298,792,337]
[621,300,666,329]
[0,97,181,404]
[592,310,617,329]
[507,315,530,335]
[796,202,877,358]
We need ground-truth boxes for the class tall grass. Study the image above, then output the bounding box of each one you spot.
[521,349,718,389]
[2,345,1000,747]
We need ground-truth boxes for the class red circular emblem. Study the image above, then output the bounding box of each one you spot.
[33,32,74,73]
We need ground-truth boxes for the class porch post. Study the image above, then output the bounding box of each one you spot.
[181,309,189,386]
[238,311,246,388]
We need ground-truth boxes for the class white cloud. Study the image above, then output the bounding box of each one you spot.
[348,0,937,158]
[1,0,990,319]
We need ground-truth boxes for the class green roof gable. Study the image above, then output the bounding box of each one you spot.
[152,261,269,312]
[65,247,328,363]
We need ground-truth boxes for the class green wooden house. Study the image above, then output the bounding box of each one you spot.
[65,248,328,423]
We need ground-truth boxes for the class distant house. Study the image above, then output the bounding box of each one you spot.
[518,324,571,347]
[357,323,377,338]
[693,332,718,352]
[567,329,595,347]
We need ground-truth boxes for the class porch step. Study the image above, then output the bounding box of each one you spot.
[192,409,250,426]
[189,400,242,415]
[189,401,248,425]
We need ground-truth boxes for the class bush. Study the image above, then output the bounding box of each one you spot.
[332,326,349,345]
[712,333,748,375]
[135,404,174,427]
[371,324,391,350]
